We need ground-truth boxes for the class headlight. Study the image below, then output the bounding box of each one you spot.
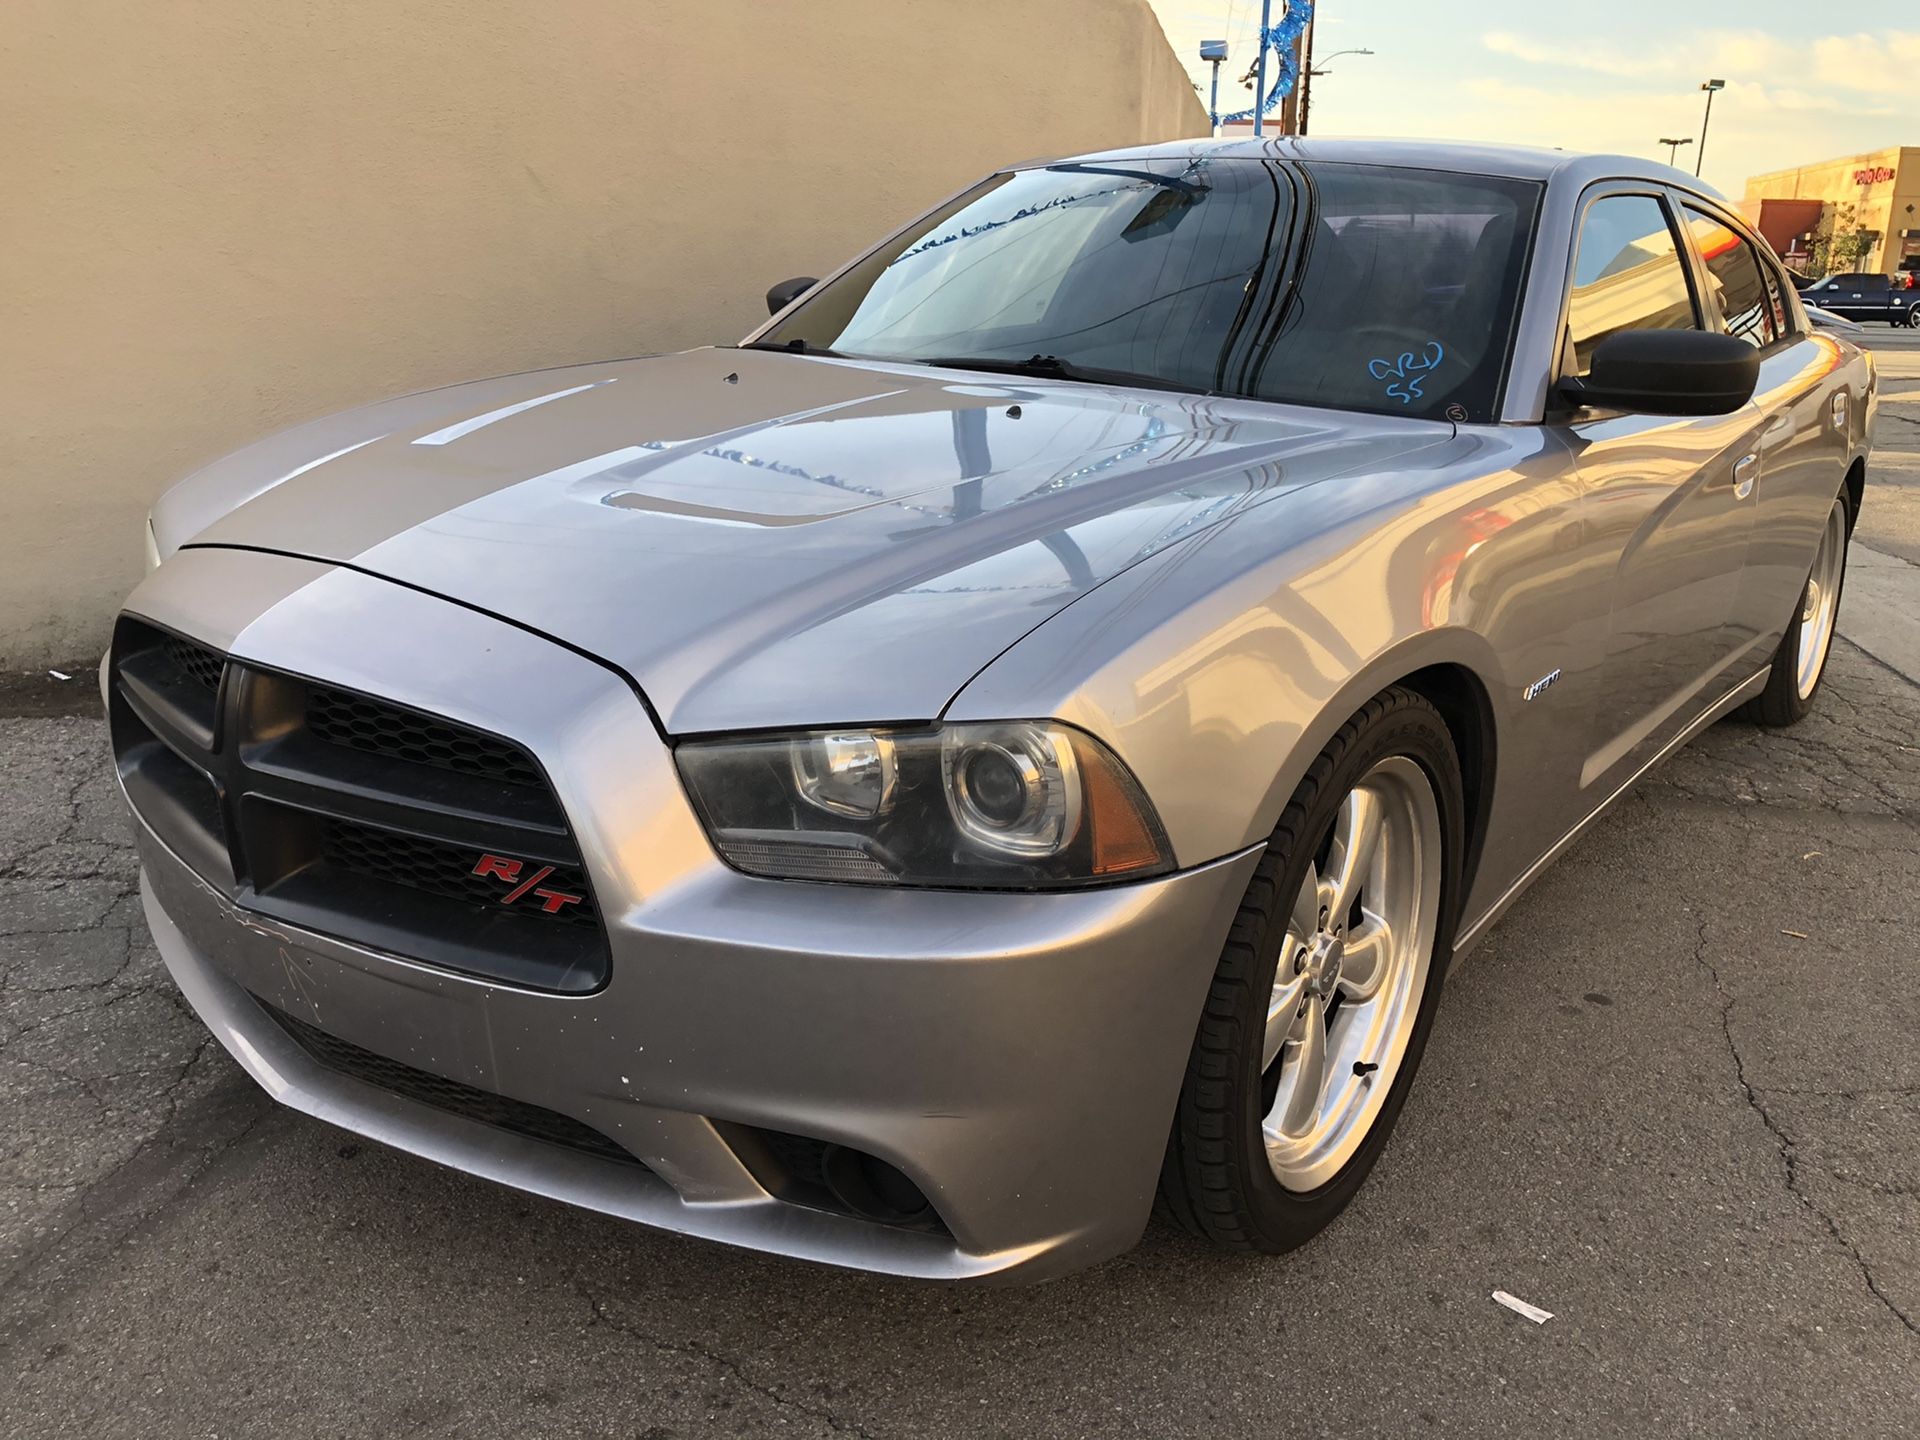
[676,721,1173,888]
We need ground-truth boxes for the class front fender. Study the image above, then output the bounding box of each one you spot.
[949,428,1596,931]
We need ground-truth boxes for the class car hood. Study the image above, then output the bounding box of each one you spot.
[165,348,1453,733]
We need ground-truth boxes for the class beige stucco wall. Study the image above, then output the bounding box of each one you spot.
[1742,145,1920,273]
[1,0,1205,666]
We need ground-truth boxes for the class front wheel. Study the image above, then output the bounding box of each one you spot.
[1158,687,1464,1252]
[1741,493,1850,727]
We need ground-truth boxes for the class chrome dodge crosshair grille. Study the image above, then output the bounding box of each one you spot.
[108,616,609,993]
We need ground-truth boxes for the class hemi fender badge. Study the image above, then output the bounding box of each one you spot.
[1523,668,1562,702]
[473,853,585,914]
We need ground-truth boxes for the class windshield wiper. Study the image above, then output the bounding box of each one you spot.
[915,354,1207,396]
[738,338,849,358]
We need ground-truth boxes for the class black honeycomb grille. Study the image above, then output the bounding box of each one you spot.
[164,637,226,693]
[321,816,598,929]
[307,685,547,789]
[267,1006,644,1169]
[111,613,609,993]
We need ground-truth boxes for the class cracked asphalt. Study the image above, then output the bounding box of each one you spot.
[3,335,1918,1437]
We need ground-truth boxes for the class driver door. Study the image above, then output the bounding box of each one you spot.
[1556,189,1765,797]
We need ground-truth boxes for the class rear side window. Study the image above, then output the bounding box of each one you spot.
[1760,263,1793,336]
[1682,207,1778,347]
[1566,195,1697,374]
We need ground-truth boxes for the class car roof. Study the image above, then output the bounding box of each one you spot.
[1026,135,1727,201]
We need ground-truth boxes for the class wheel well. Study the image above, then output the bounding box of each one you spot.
[1397,664,1496,916]
[1843,457,1865,532]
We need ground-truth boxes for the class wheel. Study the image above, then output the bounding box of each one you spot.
[1740,494,1850,727]
[1906,306,1920,328]
[1158,687,1464,1252]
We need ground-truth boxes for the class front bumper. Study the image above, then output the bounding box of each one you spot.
[119,548,1259,1282]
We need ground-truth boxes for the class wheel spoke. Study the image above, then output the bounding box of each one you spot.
[1324,786,1383,927]
[1338,910,1393,1001]
[1291,862,1321,939]
[1263,953,1310,1070]
[1276,994,1328,1138]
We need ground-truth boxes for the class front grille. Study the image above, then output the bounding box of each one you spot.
[322,815,598,930]
[108,616,609,993]
[164,637,226,693]
[307,685,547,790]
[266,1006,644,1170]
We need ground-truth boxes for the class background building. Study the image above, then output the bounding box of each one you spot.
[0,0,1204,668]
[1741,145,1920,274]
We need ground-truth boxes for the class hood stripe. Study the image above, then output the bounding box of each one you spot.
[412,380,612,447]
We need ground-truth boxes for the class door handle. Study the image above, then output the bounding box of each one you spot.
[1733,453,1758,500]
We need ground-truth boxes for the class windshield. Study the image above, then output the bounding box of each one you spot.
[760,158,1542,422]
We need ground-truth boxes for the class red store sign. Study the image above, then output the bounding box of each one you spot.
[1853,165,1897,185]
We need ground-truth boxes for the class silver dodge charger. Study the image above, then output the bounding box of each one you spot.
[111,138,1876,1282]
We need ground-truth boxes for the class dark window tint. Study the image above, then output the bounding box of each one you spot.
[1567,195,1697,374]
[1683,207,1777,347]
[1760,262,1793,335]
[763,159,1541,422]
[1255,165,1539,420]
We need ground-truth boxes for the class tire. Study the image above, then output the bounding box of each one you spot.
[1158,686,1465,1252]
[1740,493,1851,728]
[1907,307,1920,329]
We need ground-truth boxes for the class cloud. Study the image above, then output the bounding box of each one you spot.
[1481,26,1920,92]
[1481,30,1645,77]
[1810,31,1920,93]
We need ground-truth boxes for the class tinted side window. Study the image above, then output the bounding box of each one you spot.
[1567,195,1697,374]
[1858,275,1892,293]
[1759,260,1793,336]
[1682,207,1777,347]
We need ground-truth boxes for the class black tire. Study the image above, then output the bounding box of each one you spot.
[1157,686,1465,1252]
[1740,493,1851,728]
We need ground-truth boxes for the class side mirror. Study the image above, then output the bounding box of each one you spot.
[765,276,818,316]
[1559,329,1759,416]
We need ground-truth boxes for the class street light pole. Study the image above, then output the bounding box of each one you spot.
[1253,0,1272,137]
[1301,48,1375,135]
[1695,79,1725,178]
[1200,39,1228,136]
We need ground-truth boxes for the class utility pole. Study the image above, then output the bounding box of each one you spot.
[1695,79,1724,178]
[1253,0,1272,137]
[1298,16,1315,135]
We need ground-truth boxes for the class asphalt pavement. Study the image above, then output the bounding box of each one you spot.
[3,333,1918,1438]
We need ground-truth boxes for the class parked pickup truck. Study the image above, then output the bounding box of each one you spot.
[1801,272,1920,326]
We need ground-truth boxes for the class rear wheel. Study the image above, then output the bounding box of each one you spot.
[1158,687,1463,1252]
[1906,306,1920,329]
[1741,494,1850,727]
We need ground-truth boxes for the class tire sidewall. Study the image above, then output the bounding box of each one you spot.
[1757,494,1851,723]
[1239,697,1466,1245]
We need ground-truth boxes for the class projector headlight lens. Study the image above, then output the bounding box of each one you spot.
[677,721,1172,888]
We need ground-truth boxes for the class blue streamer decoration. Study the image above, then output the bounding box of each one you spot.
[1215,1,1314,128]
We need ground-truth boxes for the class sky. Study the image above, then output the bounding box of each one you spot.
[1145,0,1916,195]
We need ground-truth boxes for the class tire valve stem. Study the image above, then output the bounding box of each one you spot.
[1352,1061,1379,1078]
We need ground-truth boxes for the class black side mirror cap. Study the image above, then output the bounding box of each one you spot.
[1557,329,1760,416]
[766,276,819,316]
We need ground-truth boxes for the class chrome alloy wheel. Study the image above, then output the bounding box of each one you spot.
[1795,500,1847,701]
[1262,755,1442,1192]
